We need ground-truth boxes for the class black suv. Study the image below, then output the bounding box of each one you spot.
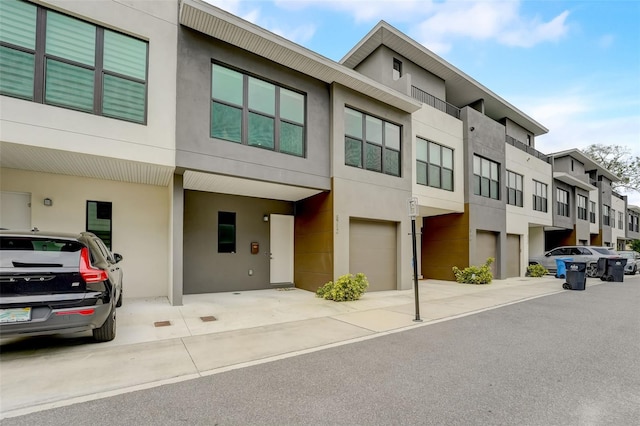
[0,230,123,342]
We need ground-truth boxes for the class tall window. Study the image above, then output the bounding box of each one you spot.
[416,138,453,191]
[618,211,624,230]
[577,195,587,220]
[590,201,596,223]
[86,201,112,249]
[506,170,523,207]
[473,155,499,199]
[630,214,639,232]
[533,181,548,212]
[211,63,306,157]
[345,107,401,176]
[603,204,611,226]
[611,209,616,228]
[392,58,402,80]
[556,188,569,217]
[0,0,148,123]
[218,212,236,253]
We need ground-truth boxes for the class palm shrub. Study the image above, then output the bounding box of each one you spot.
[526,264,548,277]
[316,273,369,301]
[452,257,494,284]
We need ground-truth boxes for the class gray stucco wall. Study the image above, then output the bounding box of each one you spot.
[553,180,574,230]
[183,191,293,294]
[503,118,533,146]
[554,156,587,176]
[175,27,331,191]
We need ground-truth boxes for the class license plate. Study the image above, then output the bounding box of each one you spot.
[0,307,32,323]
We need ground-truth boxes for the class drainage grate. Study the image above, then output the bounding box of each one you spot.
[154,320,171,327]
[200,316,217,322]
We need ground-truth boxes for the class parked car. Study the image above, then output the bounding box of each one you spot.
[529,246,618,277]
[617,251,640,275]
[0,230,123,342]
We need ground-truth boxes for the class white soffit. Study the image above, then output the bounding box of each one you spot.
[0,142,173,186]
[183,170,323,202]
[179,0,421,114]
[553,172,597,192]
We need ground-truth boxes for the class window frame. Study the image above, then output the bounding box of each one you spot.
[86,200,113,250]
[473,155,500,200]
[589,201,596,223]
[211,62,307,158]
[0,1,149,124]
[556,188,570,217]
[577,195,587,221]
[603,204,611,226]
[533,180,548,212]
[344,106,402,177]
[506,170,523,207]
[217,211,236,254]
[416,138,454,191]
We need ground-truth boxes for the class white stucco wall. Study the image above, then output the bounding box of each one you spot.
[611,194,627,246]
[1,168,171,298]
[0,0,178,167]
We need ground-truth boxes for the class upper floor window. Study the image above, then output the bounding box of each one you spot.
[392,58,402,80]
[577,195,587,220]
[556,188,569,217]
[590,201,596,223]
[533,180,548,212]
[345,107,401,176]
[416,138,453,191]
[506,170,523,207]
[473,155,499,199]
[0,0,148,124]
[618,211,624,230]
[603,204,611,226]
[611,209,616,228]
[630,214,639,232]
[211,63,306,157]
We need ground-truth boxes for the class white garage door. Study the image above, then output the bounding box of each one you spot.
[349,219,397,291]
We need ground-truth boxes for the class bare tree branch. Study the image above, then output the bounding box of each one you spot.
[583,144,640,194]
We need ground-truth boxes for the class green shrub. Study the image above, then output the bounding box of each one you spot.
[526,264,548,277]
[316,273,369,301]
[452,257,494,284]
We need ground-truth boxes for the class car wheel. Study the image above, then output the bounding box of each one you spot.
[93,304,116,342]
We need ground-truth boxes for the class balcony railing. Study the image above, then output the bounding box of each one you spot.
[411,86,460,119]
[505,135,550,163]
[612,191,625,200]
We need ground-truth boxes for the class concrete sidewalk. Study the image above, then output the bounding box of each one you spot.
[0,276,608,418]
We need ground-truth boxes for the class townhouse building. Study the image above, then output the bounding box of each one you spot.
[1,0,636,306]
[628,205,640,243]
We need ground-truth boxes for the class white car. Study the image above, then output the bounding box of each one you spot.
[529,246,618,277]
[617,251,640,275]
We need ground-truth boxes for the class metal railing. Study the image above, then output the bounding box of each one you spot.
[505,135,550,163]
[410,86,460,119]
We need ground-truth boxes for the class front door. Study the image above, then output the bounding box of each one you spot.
[0,191,31,230]
[269,214,294,285]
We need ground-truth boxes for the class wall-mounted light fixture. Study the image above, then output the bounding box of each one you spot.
[43,198,53,207]
[263,214,269,222]
[469,127,475,132]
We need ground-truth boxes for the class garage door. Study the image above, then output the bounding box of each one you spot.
[506,234,521,278]
[476,230,497,277]
[349,219,397,291]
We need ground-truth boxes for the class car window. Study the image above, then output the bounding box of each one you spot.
[570,248,582,255]
[578,248,592,255]
[549,248,565,256]
[593,248,615,255]
[0,237,82,268]
[93,238,115,263]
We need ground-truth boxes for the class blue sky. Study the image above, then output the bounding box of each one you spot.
[205,0,640,203]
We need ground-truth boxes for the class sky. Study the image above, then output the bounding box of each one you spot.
[204,0,640,204]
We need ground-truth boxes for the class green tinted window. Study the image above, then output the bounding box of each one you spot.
[103,74,145,123]
[104,30,147,80]
[345,108,363,138]
[280,88,303,124]
[345,137,362,167]
[385,123,400,150]
[211,102,242,143]
[0,46,34,99]
[280,122,304,156]
[45,59,94,111]
[46,11,95,65]
[248,77,275,115]
[212,64,243,106]
[365,115,382,144]
[248,113,274,149]
[0,0,37,49]
[384,148,400,176]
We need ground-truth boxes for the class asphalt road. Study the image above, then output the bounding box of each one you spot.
[4,278,639,426]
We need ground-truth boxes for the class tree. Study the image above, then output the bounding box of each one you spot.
[632,239,640,253]
[583,144,640,194]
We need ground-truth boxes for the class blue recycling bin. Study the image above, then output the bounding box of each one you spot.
[555,258,572,278]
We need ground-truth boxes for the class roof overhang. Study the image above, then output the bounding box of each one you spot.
[549,149,620,182]
[340,22,548,136]
[553,172,597,192]
[179,0,421,114]
[0,142,173,186]
[183,170,322,202]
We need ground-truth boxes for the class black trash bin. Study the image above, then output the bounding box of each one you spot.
[601,257,627,282]
[595,257,608,279]
[563,261,587,291]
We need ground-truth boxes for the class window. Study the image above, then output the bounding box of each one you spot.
[416,138,453,191]
[577,195,587,220]
[0,0,148,123]
[630,214,639,232]
[618,211,624,230]
[506,171,523,207]
[473,155,499,199]
[345,107,401,176]
[392,58,402,80]
[603,205,611,226]
[533,181,548,212]
[590,201,596,223]
[86,201,112,249]
[218,212,236,253]
[556,188,569,217]
[611,209,616,228]
[211,63,306,157]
